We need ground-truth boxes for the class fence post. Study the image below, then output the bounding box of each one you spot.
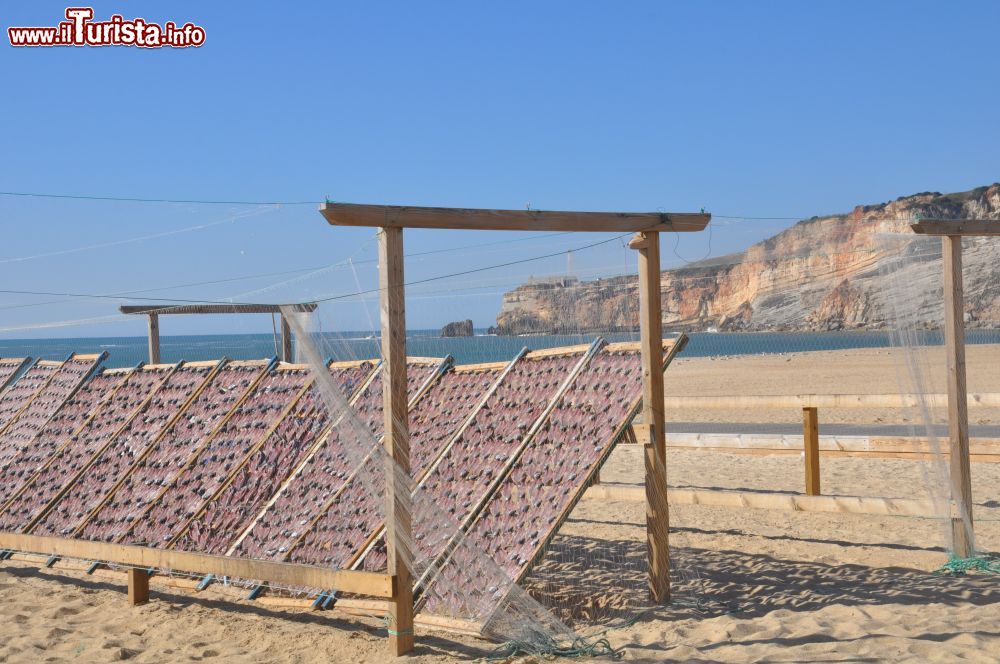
[803,407,820,496]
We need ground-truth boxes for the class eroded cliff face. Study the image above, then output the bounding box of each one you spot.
[495,185,1000,334]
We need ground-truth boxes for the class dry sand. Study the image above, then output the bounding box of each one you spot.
[2,346,999,662]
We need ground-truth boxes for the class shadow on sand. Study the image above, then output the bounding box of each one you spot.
[523,533,999,629]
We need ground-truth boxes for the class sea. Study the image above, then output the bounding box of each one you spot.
[2,329,999,369]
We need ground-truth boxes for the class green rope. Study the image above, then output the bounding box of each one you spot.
[379,614,414,638]
[937,554,1000,576]
[487,634,625,660]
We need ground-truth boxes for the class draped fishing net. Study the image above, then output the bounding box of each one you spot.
[0,192,702,655]
[5,188,998,657]
[879,229,1000,562]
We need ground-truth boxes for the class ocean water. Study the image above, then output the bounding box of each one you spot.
[1,329,999,369]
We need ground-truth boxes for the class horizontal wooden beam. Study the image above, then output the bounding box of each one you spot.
[663,433,1000,462]
[0,533,393,598]
[910,219,1000,236]
[662,393,1000,410]
[119,304,318,316]
[585,485,938,518]
[320,202,710,233]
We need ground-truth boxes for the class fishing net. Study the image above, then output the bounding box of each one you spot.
[879,224,1000,563]
[3,186,998,657]
[0,191,705,654]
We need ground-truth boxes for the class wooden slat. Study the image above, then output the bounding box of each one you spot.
[910,219,1000,236]
[604,339,678,353]
[0,532,394,597]
[662,393,1000,409]
[320,202,710,233]
[663,433,1000,455]
[524,343,595,359]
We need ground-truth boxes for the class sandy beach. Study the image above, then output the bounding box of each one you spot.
[2,345,999,662]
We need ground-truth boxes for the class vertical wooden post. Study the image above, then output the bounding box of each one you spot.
[631,231,670,603]
[280,315,293,363]
[803,407,820,496]
[943,235,974,558]
[378,227,414,655]
[127,567,150,606]
[147,314,160,364]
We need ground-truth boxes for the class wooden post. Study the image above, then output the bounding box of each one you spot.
[280,315,293,362]
[378,227,414,655]
[631,231,670,603]
[127,567,150,606]
[147,313,160,364]
[803,407,820,496]
[943,235,974,558]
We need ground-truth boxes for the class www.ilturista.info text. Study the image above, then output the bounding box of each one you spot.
[8,8,205,48]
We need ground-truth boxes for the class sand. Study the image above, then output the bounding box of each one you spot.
[2,346,999,662]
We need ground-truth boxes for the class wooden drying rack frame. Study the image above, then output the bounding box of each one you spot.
[0,203,707,659]
[0,355,398,617]
[120,303,318,364]
[320,201,710,655]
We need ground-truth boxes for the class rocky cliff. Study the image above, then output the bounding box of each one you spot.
[495,184,1000,334]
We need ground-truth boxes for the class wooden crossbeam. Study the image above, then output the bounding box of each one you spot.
[320,202,710,233]
[0,532,394,597]
[662,393,1000,409]
[662,432,1000,458]
[119,304,318,315]
[910,219,1000,236]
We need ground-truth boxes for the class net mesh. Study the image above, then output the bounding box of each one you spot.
[0,188,999,656]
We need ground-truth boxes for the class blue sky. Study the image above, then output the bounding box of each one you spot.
[1,1,998,337]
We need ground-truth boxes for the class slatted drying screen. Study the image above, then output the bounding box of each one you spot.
[232,360,442,563]
[30,363,212,538]
[175,361,376,556]
[0,355,103,490]
[78,361,271,544]
[0,358,31,394]
[0,361,60,433]
[0,368,125,507]
[0,341,670,630]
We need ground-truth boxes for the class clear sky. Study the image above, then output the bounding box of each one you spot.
[1,1,998,337]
